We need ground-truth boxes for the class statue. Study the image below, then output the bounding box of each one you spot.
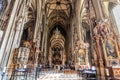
[28,27,33,41]
[100,20,110,39]
[93,19,111,39]
[13,48,19,64]
[93,22,100,35]
[23,41,31,48]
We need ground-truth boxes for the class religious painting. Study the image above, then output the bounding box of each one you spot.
[78,49,86,65]
[105,39,117,59]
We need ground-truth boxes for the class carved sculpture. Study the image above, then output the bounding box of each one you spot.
[28,27,33,41]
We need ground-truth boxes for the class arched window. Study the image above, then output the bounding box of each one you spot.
[109,3,120,34]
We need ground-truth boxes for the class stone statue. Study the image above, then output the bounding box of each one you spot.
[28,27,33,41]
[100,21,110,39]
[93,20,111,39]
[23,41,31,48]
[13,48,19,64]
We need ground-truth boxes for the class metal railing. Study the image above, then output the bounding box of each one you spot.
[1,66,58,80]
[1,67,100,80]
[1,67,41,80]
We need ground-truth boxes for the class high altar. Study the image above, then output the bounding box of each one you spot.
[49,28,66,68]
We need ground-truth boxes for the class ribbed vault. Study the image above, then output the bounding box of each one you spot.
[45,0,72,63]
[46,0,72,32]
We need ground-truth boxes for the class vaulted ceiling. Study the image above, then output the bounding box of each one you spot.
[45,0,72,30]
[45,0,71,17]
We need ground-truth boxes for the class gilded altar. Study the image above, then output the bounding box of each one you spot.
[74,41,90,70]
[93,19,120,79]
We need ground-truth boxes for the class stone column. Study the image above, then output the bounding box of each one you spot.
[62,49,66,65]
[0,0,22,67]
[43,25,48,64]
[102,39,107,61]
[96,0,104,20]
[62,54,66,66]
[115,39,120,59]
[33,0,42,42]
[49,47,52,66]
[95,36,107,80]
[85,48,89,67]
[60,48,63,62]
[75,49,79,70]
[6,18,23,68]
[8,2,28,58]
[94,59,101,80]
[35,48,40,66]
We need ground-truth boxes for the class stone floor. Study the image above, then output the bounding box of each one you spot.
[2,70,87,80]
[37,70,84,80]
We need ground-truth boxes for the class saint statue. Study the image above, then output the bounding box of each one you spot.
[28,27,33,41]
